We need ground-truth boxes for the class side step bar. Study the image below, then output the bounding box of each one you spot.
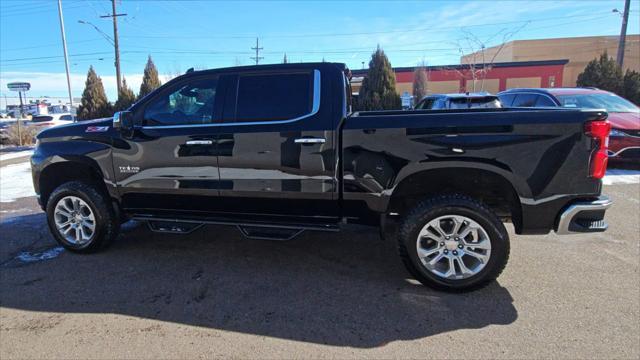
[136,216,340,241]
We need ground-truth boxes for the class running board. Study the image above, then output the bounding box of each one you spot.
[147,220,203,234]
[137,216,340,241]
[237,225,304,241]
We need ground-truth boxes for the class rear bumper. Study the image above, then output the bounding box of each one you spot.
[555,196,612,235]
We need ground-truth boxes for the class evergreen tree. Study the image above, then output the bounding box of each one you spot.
[283,53,288,64]
[623,69,640,105]
[412,66,428,102]
[77,66,112,120]
[138,56,162,100]
[114,77,136,111]
[358,46,401,110]
[576,52,624,95]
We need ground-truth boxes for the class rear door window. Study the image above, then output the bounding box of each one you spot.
[535,95,556,107]
[498,94,516,107]
[234,72,313,122]
[511,94,538,107]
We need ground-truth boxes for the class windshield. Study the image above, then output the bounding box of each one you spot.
[556,93,639,112]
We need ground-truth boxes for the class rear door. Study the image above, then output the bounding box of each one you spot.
[215,69,338,220]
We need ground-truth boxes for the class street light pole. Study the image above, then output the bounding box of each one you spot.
[57,0,73,108]
[615,0,631,67]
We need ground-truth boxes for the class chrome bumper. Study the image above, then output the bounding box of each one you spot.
[555,196,612,235]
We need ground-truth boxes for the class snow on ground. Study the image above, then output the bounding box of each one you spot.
[0,150,34,161]
[0,157,636,204]
[0,161,35,202]
[603,169,640,185]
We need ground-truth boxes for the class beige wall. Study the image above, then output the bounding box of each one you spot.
[427,80,461,94]
[396,82,413,95]
[461,35,640,86]
[478,78,500,93]
[506,77,541,88]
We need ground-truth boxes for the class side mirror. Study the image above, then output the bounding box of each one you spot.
[113,111,133,130]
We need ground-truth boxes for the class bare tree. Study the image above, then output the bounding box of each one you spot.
[412,59,428,101]
[448,23,528,92]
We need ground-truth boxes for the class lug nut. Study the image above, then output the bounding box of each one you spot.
[445,236,450,240]
[440,242,445,246]
[458,244,463,249]
[452,250,458,255]
[443,250,448,254]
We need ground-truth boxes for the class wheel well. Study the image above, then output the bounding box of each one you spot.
[39,161,108,206]
[387,168,522,232]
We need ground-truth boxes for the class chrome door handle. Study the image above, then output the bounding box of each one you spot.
[294,138,326,144]
[185,140,213,145]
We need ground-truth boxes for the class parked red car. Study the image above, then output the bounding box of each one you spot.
[498,88,639,164]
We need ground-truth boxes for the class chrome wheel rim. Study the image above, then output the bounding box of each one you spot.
[54,196,96,246]
[416,215,492,280]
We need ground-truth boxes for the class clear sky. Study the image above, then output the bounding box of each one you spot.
[1,0,639,101]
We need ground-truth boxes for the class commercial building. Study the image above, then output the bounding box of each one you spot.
[351,59,568,97]
[351,35,639,100]
[461,35,639,87]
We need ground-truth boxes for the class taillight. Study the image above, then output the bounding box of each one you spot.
[584,120,611,179]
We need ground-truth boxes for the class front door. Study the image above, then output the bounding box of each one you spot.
[112,74,223,215]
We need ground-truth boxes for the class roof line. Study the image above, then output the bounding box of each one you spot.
[351,59,569,74]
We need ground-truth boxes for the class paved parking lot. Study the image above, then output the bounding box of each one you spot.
[0,171,638,358]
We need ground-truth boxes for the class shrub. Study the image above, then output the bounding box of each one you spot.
[6,122,39,146]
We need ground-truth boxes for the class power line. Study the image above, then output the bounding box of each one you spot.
[0,3,84,17]
[118,12,618,41]
[0,38,105,52]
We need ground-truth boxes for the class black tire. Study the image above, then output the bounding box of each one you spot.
[46,181,119,253]
[398,194,510,292]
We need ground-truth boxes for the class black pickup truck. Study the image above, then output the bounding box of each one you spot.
[31,62,612,291]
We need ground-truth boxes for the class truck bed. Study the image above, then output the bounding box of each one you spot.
[341,107,606,233]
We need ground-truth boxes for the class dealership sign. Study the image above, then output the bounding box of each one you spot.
[7,82,30,92]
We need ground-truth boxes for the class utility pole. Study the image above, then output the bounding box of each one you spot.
[615,0,630,67]
[101,0,126,93]
[251,38,263,65]
[57,0,73,108]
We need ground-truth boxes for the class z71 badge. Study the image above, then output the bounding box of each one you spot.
[86,126,109,133]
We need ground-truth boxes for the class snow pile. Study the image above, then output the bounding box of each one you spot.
[603,169,640,185]
[0,161,35,202]
[16,246,64,263]
[0,149,34,161]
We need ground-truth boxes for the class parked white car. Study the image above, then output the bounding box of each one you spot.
[29,113,75,130]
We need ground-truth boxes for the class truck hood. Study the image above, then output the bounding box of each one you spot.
[607,112,640,130]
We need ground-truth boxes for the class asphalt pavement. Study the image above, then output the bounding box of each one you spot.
[0,168,638,359]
